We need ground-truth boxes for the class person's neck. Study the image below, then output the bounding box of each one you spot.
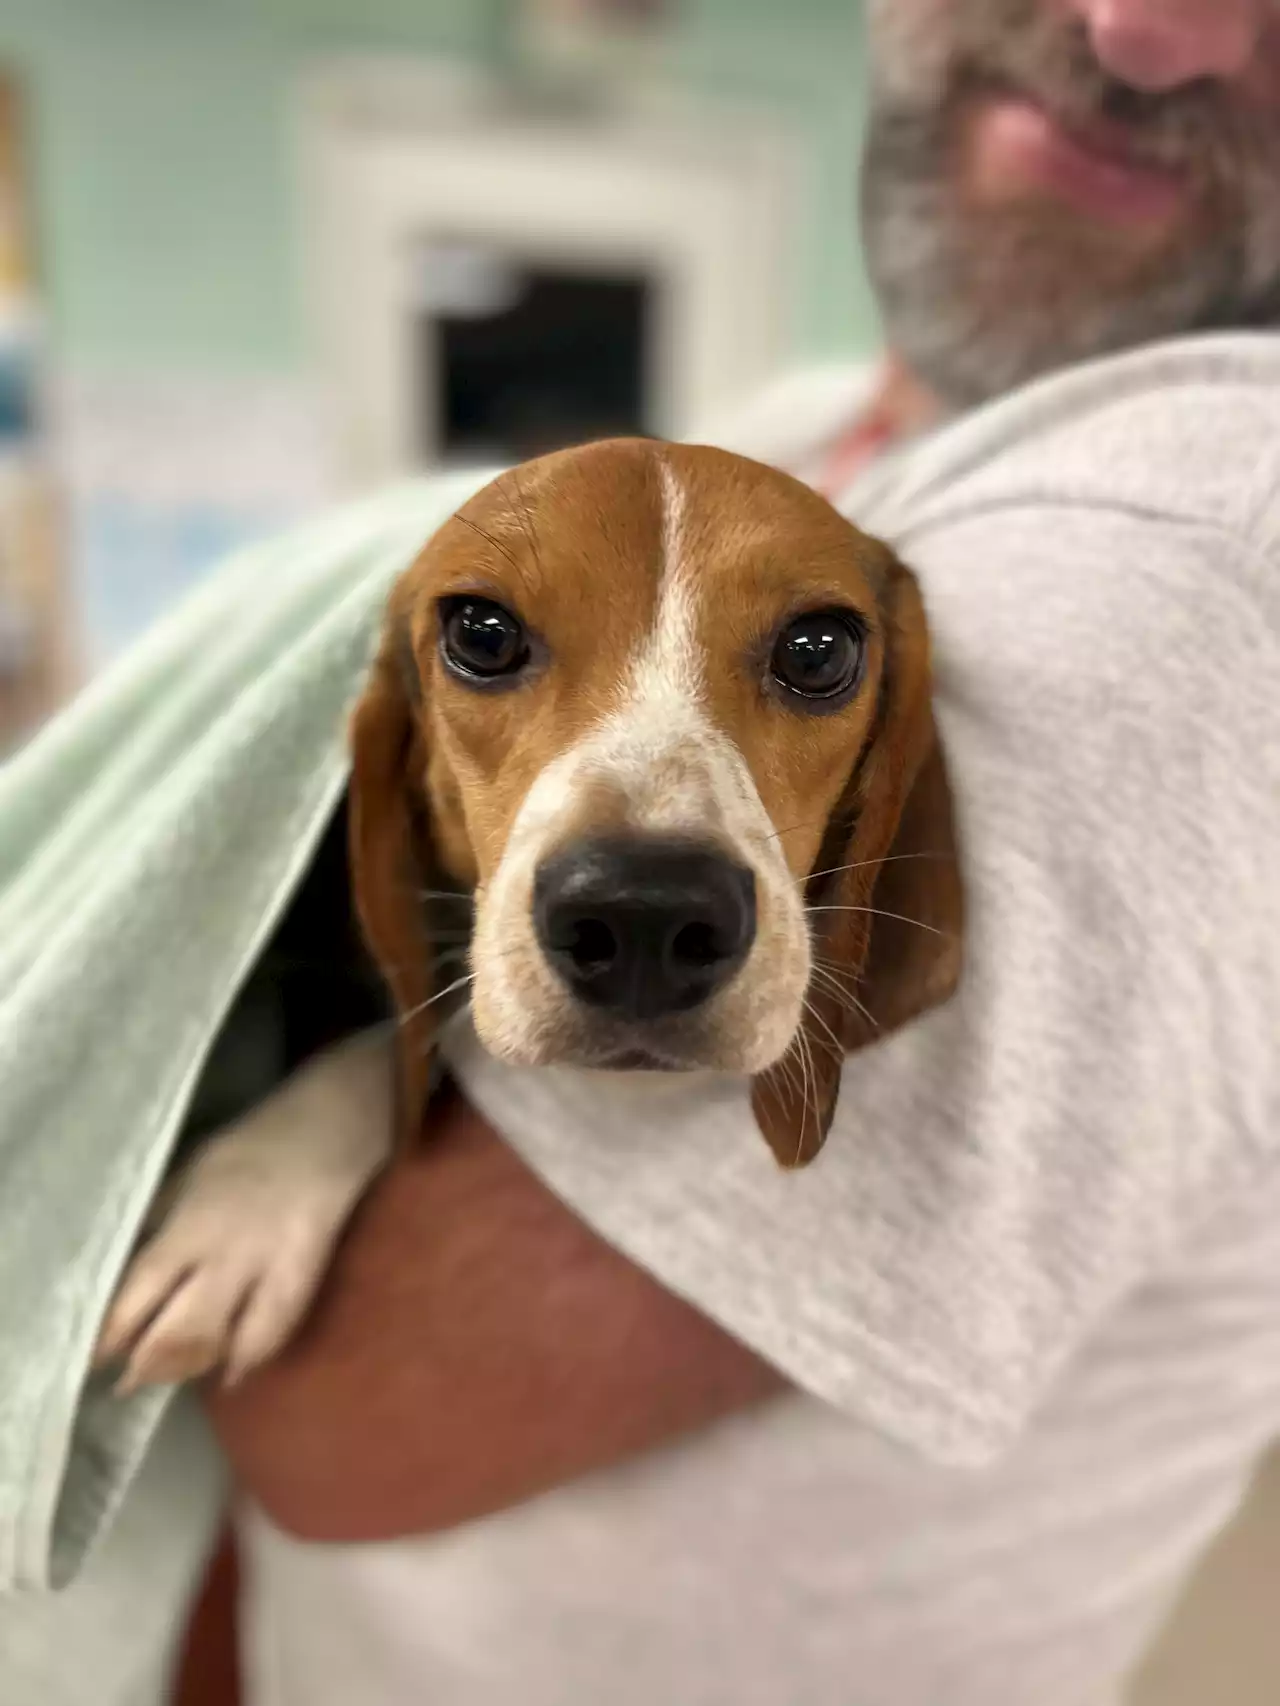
[815,354,945,498]
[866,355,946,441]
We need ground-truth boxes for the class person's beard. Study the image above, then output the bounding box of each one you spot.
[860,0,1280,411]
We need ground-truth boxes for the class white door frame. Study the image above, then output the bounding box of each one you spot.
[299,60,800,488]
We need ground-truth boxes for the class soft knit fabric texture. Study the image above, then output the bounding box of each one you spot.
[0,471,493,1595]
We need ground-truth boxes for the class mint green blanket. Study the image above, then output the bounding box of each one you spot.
[0,470,492,1595]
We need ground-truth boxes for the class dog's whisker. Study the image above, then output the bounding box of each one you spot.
[807,960,881,1035]
[803,850,951,884]
[801,994,844,1061]
[795,1027,819,1167]
[782,1041,806,1169]
[807,954,862,991]
[767,1050,805,1137]
[781,1050,802,1105]
[763,816,827,845]
[771,1044,802,1102]
[831,989,879,1037]
[398,972,475,1026]
[802,1004,850,1066]
[811,980,878,1037]
[805,959,854,1002]
[806,903,951,939]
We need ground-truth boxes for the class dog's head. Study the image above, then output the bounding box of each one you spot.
[350,439,961,1167]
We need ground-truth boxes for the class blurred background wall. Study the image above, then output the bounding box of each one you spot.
[0,0,878,736]
[2,0,874,374]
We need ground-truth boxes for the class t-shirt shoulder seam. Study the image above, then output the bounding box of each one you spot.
[902,491,1269,557]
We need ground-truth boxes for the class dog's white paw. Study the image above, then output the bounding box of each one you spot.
[96,1168,339,1391]
[95,1032,394,1392]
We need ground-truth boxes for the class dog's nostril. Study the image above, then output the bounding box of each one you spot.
[566,917,618,973]
[670,920,721,970]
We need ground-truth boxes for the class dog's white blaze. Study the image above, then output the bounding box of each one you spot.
[472,453,810,1069]
[652,457,703,699]
[599,456,720,830]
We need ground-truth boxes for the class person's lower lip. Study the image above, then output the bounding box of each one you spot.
[968,92,1188,227]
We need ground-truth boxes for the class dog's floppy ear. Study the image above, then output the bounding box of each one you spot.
[752,552,962,1169]
[348,605,442,1145]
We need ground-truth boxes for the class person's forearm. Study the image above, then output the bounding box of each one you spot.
[204,1086,784,1544]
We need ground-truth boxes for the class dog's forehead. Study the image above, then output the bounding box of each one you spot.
[414,437,885,623]
[433,441,666,599]
[662,442,889,604]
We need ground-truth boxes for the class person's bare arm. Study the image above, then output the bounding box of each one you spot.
[204,1083,784,1544]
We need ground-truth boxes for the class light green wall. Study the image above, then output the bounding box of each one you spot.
[673,1,877,365]
[0,0,876,375]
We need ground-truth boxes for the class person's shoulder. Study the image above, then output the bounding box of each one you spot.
[848,334,1280,827]
[856,332,1280,557]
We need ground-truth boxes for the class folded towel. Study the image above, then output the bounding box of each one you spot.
[0,470,493,1592]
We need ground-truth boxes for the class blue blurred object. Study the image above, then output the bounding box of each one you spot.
[0,348,35,443]
[74,493,270,663]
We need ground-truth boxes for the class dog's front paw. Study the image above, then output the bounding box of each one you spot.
[96,1196,324,1394]
[95,1097,390,1391]
[94,1157,352,1393]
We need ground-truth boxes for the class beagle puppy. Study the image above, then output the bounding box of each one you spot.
[96,438,961,1393]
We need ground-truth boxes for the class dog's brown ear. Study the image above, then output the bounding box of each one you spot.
[348,610,440,1146]
[752,553,962,1169]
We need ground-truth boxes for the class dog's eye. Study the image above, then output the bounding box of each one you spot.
[770,611,865,702]
[440,598,530,681]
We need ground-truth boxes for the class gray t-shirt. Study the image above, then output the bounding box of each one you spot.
[240,333,1280,1706]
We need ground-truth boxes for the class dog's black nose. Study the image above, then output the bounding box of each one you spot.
[534,836,757,1022]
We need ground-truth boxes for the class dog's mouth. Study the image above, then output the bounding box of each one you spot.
[535,1000,743,1073]
[590,1046,687,1073]
[507,994,800,1078]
